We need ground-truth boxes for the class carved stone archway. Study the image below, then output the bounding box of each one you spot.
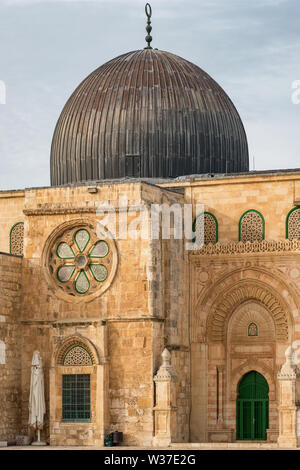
[54,334,100,366]
[191,266,297,344]
[207,281,290,343]
[231,359,276,401]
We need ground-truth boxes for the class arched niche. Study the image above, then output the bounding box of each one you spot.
[226,301,276,345]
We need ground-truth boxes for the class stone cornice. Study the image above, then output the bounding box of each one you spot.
[23,207,97,216]
[23,203,149,216]
[20,316,164,325]
[189,239,300,257]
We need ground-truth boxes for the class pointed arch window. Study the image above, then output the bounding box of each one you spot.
[239,210,264,243]
[193,212,218,245]
[248,323,258,337]
[9,222,24,256]
[286,207,300,240]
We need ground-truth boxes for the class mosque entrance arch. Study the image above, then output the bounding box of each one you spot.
[236,371,269,441]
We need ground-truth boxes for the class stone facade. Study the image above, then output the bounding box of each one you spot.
[0,253,22,441]
[1,171,300,446]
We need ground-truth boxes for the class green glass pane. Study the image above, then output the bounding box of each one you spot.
[57,242,75,259]
[89,264,108,282]
[75,271,90,294]
[57,265,75,283]
[89,240,109,258]
[75,230,90,252]
[62,374,91,422]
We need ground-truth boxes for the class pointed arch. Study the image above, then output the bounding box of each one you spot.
[54,335,99,366]
[207,282,289,342]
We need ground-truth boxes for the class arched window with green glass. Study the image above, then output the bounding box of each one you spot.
[9,222,24,255]
[239,210,265,243]
[286,207,300,240]
[193,212,218,245]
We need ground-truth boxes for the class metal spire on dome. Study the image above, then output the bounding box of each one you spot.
[144,3,153,49]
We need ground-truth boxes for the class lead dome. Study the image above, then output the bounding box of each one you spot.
[50,48,249,185]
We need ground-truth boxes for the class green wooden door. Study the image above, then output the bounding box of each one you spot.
[236,371,269,440]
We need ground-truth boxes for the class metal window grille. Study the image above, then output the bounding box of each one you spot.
[240,211,264,243]
[62,374,91,422]
[10,222,24,255]
[288,208,300,240]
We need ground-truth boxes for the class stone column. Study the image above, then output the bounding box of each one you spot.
[277,346,298,448]
[216,366,224,428]
[152,348,177,447]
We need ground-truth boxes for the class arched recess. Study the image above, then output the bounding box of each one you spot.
[227,301,276,344]
[191,267,297,344]
[207,281,290,343]
[54,335,100,366]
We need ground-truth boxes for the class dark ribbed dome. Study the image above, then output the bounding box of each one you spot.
[50,49,249,185]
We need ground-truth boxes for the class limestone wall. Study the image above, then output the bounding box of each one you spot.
[189,174,299,242]
[0,253,22,441]
[0,190,25,253]
[189,251,300,442]
[18,181,187,445]
[108,320,163,446]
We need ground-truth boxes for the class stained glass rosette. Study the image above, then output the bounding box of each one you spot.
[51,227,112,296]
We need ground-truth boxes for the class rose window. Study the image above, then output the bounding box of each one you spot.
[48,224,115,298]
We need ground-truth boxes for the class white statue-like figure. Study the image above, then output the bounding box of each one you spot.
[28,350,46,445]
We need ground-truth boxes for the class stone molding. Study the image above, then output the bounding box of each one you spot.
[190,239,300,256]
[23,203,149,217]
[231,359,276,401]
[54,334,100,366]
[207,283,289,342]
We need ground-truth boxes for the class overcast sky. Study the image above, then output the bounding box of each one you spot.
[0,0,299,190]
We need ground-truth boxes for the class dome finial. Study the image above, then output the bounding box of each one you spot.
[144,3,153,49]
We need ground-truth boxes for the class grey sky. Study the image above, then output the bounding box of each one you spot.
[0,0,299,190]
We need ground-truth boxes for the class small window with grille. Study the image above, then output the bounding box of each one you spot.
[193,212,218,245]
[239,210,264,243]
[62,374,91,422]
[10,222,24,256]
[286,207,300,240]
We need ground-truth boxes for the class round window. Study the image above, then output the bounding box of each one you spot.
[45,221,117,302]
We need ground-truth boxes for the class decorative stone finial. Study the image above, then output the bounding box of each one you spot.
[144,3,153,49]
[154,348,177,382]
[278,345,298,379]
[161,347,171,365]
